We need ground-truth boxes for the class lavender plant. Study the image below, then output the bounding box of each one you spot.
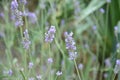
[0,0,120,80]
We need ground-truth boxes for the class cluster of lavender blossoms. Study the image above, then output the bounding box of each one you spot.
[45,26,56,43]
[22,29,31,49]
[64,32,77,60]
[11,0,23,27]
[114,59,120,74]
[3,69,13,76]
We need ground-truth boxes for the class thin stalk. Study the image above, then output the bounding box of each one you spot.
[20,70,26,80]
[55,76,58,80]
[74,59,81,80]
[113,74,116,80]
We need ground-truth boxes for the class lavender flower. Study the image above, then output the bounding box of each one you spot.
[36,75,42,80]
[104,58,111,68]
[114,26,118,33]
[114,59,120,74]
[60,19,65,26]
[47,58,53,63]
[11,0,18,10]
[78,63,84,70]
[28,77,35,80]
[99,8,105,14]
[27,12,37,24]
[106,0,111,3]
[56,71,62,76]
[64,32,77,60]
[8,69,13,76]
[104,73,108,78]
[11,0,23,27]
[28,62,34,69]
[116,43,120,49]
[92,25,97,31]
[45,26,56,43]
[22,29,31,49]
[3,69,13,76]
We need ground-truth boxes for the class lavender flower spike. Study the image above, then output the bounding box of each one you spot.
[22,29,31,49]
[11,0,23,27]
[28,62,34,69]
[45,26,56,43]
[64,32,77,60]
[11,0,18,10]
[114,59,120,74]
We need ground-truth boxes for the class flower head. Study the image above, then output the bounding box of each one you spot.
[27,12,37,24]
[114,59,120,74]
[22,29,31,49]
[104,58,111,68]
[99,8,105,14]
[47,58,53,63]
[8,69,13,76]
[56,71,62,76]
[45,26,56,43]
[78,63,84,70]
[64,32,77,60]
[11,0,23,27]
[11,0,18,10]
[3,69,13,76]
[28,62,34,69]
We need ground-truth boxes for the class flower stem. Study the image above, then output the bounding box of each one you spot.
[74,59,81,80]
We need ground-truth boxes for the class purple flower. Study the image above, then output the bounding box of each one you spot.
[64,32,77,60]
[99,8,105,14]
[28,62,34,69]
[3,69,13,76]
[114,59,120,74]
[45,26,56,43]
[114,26,118,32]
[11,0,18,10]
[22,29,31,49]
[78,63,84,70]
[104,58,111,68]
[11,0,23,27]
[27,12,37,24]
[92,25,97,31]
[104,73,108,78]
[8,69,13,76]
[60,19,65,26]
[116,43,120,49]
[56,71,62,76]
[47,58,53,63]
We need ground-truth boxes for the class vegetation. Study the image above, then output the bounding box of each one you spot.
[0,0,120,80]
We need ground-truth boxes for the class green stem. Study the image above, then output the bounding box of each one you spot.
[113,74,116,80]
[20,70,26,80]
[74,59,81,80]
[55,76,58,80]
